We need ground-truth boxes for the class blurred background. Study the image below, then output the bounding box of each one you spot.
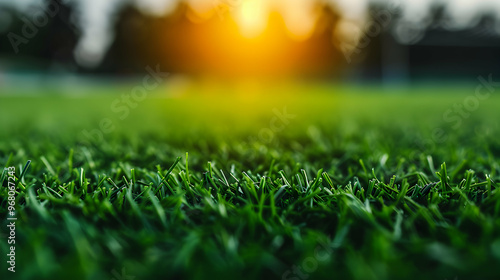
[1,0,500,87]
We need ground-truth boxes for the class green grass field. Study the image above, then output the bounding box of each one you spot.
[1,83,500,280]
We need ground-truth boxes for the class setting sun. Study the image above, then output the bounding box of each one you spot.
[235,0,268,38]
[183,0,326,41]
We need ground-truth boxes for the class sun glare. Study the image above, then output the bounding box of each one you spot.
[172,0,339,76]
[235,0,268,38]
[184,0,321,40]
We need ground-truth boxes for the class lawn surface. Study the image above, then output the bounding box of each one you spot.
[1,82,500,280]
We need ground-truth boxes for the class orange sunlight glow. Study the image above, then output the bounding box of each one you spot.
[235,0,268,38]
[186,0,319,40]
[162,0,343,77]
[185,0,214,22]
[279,0,318,41]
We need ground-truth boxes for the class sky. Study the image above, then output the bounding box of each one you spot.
[1,0,500,68]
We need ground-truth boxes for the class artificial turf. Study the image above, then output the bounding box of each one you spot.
[1,82,500,280]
